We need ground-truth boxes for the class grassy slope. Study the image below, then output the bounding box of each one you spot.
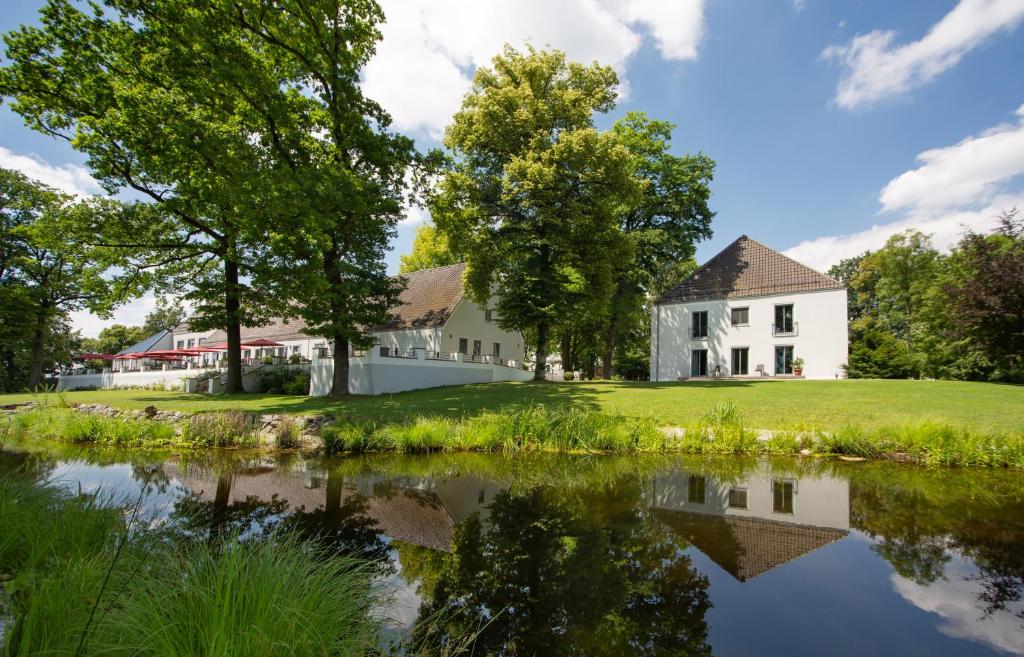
[3,379,1022,432]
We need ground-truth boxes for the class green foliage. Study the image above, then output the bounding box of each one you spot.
[11,408,177,446]
[399,224,464,273]
[142,297,187,334]
[430,46,639,379]
[0,469,381,657]
[181,412,259,448]
[274,417,301,450]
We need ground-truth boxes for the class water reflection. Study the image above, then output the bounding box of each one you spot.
[3,445,1022,657]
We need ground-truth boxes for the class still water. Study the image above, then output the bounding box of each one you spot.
[3,445,1022,657]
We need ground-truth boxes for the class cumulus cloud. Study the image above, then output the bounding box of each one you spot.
[822,0,1024,110]
[362,0,706,137]
[880,103,1024,212]
[892,553,1024,656]
[0,146,101,197]
[785,104,1024,271]
[69,294,160,339]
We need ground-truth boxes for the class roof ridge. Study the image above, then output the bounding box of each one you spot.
[400,261,466,275]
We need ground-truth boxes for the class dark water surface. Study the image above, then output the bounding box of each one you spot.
[3,445,1023,657]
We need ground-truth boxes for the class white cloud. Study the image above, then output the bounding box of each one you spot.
[70,294,159,338]
[362,0,706,138]
[793,0,807,11]
[880,104,1024,212]
[783,196,1015,272]
[0,146,102,197]
[892,553,1024,656]
[822,0,1024,110]
[785,104,1024,271]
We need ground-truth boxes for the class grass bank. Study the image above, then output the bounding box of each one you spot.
[7,396,1023,468]
[0,466,410,656]
[3,379,1022,433]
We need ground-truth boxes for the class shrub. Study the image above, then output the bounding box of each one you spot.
[282,372,310,396]
[182,411,259,448]
[563,371,575,381]
[274,417,302,450]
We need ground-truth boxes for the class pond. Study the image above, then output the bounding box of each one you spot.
[3,445,1022,657]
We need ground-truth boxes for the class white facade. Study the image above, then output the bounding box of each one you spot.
[651,288,848,380]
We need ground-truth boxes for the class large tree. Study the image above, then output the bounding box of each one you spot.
[399,224,463,274]
[599,112,714,378]
[430,46,638,380]
[1,0,283,392]
[0,169,122,388]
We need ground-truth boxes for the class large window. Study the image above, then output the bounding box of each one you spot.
[485,309,493,323]
[731,347,749,376]
[773,479,795,514]
[690,349,708,377]
[187,338,195,348]
[774,304,794,335]
[728,487,748,509]
[775,345,793,375]
[687,476,706,504]
[492,342,501,358]
[472,340,482,357]
[458,338,468,355]
[691,310,708,338]
[731,307,749,326]
[176,340,184,349]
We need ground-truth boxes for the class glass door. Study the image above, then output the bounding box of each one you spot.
[731,347,749,375]
[774,346,793,375]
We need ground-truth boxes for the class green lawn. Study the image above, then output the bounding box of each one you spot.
[3,379,1021,433]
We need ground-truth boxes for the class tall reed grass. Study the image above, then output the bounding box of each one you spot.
[0,470,385,656]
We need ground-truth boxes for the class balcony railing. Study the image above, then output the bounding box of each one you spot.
[772,322,799,337]
[425,351,456,361]
[690,328,708,339]
[379,347,417,359]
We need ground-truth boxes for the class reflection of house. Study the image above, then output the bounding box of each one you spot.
[649,466,849,581]
[651,236,848,380]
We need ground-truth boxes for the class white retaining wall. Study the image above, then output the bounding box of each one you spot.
[310,349,533,396]
[58,368,203,391]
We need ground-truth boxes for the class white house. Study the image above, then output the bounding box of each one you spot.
[61,263,531,393]
[650,236,848,380]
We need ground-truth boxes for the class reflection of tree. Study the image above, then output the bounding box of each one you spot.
[850,467,1024,624]
[411,481,712,656]
[280,470,391,571]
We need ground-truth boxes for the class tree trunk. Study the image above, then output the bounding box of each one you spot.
[330,336,349,397]
[224,255,244,393]
[560,334,572,375]
[533,321,549,381]
[602,322,617,379]
[27,302,49,390]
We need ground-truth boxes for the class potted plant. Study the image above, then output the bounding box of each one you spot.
[792,357,805,376]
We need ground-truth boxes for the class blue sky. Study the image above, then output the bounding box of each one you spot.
[3,0,1023,335]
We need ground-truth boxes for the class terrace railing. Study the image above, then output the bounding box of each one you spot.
[771,322,799,337]
[425,351,456,361]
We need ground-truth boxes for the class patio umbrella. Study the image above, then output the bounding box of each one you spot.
[241,338,285,347]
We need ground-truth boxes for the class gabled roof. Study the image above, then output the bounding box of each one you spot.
[116,329,172,355]
[201,263,468,343]
[381,262,466,330]
[657,235,843,305]
[654,509,847,581]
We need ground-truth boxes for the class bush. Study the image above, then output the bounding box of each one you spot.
[274,417,301,449]
[562,371,575,381]
[181,411,259,448]
[282,372,310,396]
[256,367,309,395]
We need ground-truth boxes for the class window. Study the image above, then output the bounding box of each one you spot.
[687,476,706,504]
[728,487,748,509]
[492,342,501,358]
[774,304,794,335]
[472,340,482,357]
[187,339,195,348]
[731,307,749,326]
[458,338,468,355]
[690,349,708,377]
[277,347,285,357]
[773,479,795,514]
[775,345,794,375]
[731,347,749,375]
[198,338,205,345]
[292,345,301,354]
[176,340,184,349]
[691,310,708,338]
[485,309,493,323]
[478,489,486,504]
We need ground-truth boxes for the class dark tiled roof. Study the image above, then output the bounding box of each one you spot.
[654,509,847,581]
[657,236,843,304]
[116,329,171,355]
[381,262,466,330]
[202,263,467,343]
[205,317,313,346]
